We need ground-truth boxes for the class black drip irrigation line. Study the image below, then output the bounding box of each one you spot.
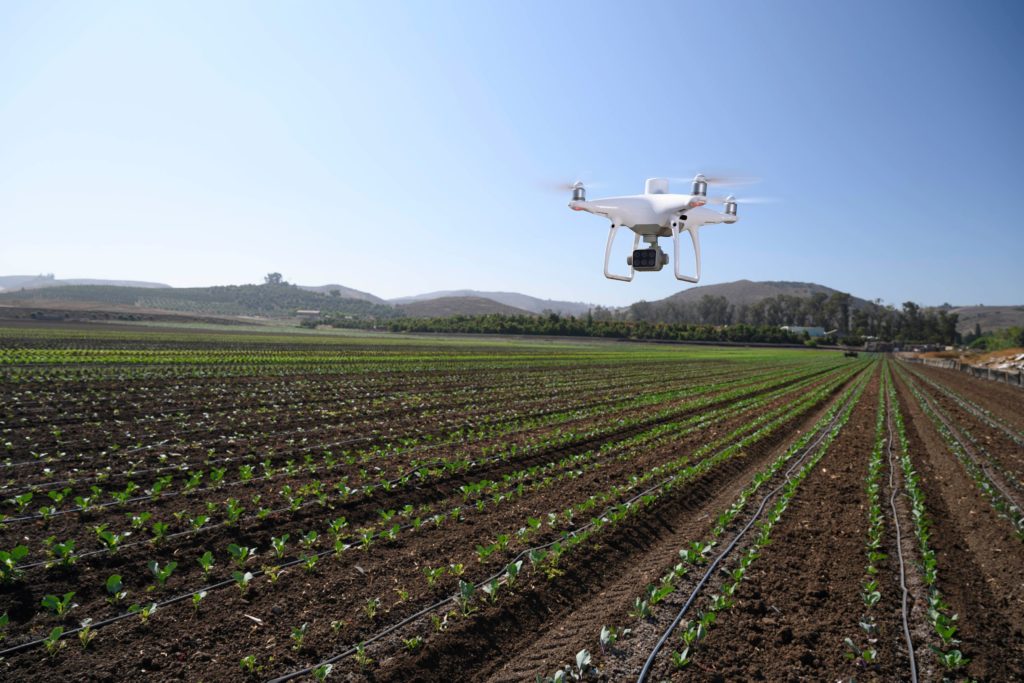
[264,369,859,683]
[1,367,812,654]
[635,369,868,683]
[0,365,848,663]
[884,375,919,683]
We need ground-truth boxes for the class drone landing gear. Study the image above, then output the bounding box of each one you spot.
[670,220,701,283]
[603,224,641,282]
[602,222,702,283]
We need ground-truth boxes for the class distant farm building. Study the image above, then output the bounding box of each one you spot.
[781,325,827,338]
[296,309,321,319]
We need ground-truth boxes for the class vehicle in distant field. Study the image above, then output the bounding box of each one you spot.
[844,350,859,358]
[563,174,769,284]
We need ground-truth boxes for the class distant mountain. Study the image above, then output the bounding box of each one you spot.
[0,283,398,319]
[0,275,170,291]
[652,279,871,308]
[946,305,1024,335]
[391,290,592,316]
[397,296,534,318]
[297,284,386,304]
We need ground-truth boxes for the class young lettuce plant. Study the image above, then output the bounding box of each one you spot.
[232,571,254,595]
[0,545,28,583]
[41,591,77,617]
[148,560,178,589]
[106,574,127,604]
[43,626,65,658]
[290,623,308,650]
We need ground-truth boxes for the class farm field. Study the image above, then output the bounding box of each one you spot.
[0,324,1021,682]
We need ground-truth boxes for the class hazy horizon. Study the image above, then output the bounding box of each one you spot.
[3,1,1022,307]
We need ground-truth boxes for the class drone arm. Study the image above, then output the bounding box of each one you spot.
[603,225,639,282]
[670,222,701,283]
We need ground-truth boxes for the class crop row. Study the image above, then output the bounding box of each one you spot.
[0,361,859,660]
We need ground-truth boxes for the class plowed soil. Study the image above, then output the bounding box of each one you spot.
[1,325,1021,682]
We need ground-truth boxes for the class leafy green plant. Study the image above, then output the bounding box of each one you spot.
[457,579,476,615]
[106,574,127,604]
[290,622,308,650]
[148,560,178,589]
[227,543,252,569]
[78,618,95,648]
[192,590,207,613]
[424,566,445,587]
[232,571,254,594]
[43,626,64,657]
[271,534,289,558]
[129,602,158,623]
[671,648,691,669]
[41,591,76,617]
[628,597,651,619]
[353,641,373,668]
[150,521,169,545]
[47,538,76,567]
[240,654,260,675]
[0,545,27,583]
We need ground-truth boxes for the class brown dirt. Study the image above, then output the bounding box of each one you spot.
[891,367,1024,681]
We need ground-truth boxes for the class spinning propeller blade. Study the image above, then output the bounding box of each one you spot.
[707,195,778,205]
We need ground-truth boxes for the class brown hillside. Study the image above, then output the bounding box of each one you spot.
[397,296,534,317]
[657,279,870,308]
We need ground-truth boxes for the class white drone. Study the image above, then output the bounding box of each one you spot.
[567,174,759,283]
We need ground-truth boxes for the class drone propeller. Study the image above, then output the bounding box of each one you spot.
[669,172,761,187]
[543,180,587,193]
[707,195,778,205]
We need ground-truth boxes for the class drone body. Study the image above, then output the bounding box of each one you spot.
[568,175,740,283]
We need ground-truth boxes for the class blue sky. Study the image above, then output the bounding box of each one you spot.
[1,1,1022,307]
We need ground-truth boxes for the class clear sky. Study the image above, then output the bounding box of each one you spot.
[2,1,1022,307]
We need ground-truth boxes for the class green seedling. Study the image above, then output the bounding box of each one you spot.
[43,626,64,658]
[106,574,127,604]
[41,591,76,617]
[290,622,308,650]
[197,550,215,576]
[148,560,177,588]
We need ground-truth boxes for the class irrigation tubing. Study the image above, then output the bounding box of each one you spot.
[265,367,867,683]
[635,367,869,683]
[2,367,832,655]
[884,372,919,683]
[0,365,853,663]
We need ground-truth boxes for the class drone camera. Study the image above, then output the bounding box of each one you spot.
[628,247,668,272]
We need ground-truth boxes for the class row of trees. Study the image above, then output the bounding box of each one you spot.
[589,292,960,345]
[339,313,806,344]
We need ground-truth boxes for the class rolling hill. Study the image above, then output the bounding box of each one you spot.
[651,279,871,309]
[0,275,170,291]
[0,284,398,319]
[296,284,386,304]
[390,290,592,316]
[397,296,534,318]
